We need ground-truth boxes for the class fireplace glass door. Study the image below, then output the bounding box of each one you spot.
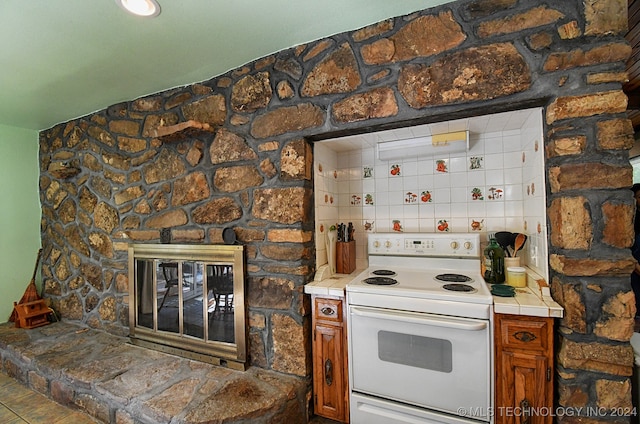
[129,244,245,369]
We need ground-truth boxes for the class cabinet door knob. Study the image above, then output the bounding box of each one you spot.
[320,307,335,316]
[513,331,536,343]
[324,358,333,386]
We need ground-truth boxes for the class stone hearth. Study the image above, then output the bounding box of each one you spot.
[0,322,307,423]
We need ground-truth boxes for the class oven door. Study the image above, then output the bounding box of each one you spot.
[348,305,491,421]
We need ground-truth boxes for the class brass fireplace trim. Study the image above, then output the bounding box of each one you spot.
[128,243,246,370]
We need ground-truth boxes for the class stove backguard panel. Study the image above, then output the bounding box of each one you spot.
[128,243,246,370]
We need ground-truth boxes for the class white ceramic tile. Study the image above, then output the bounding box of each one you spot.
[451,187,467,203]
[418,174,435,187]
[451,203,468,218]
[418,203,436,217]
[434,203,451,216]
[402,160,419,176]
[503,151,522,169]
[504,201,523,217]
[417,158,434,175]
[403,175,419,190]
[431,187,453,204]
[484,153,504,170]
[419,218,436,232]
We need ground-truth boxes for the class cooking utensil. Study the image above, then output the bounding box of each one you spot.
[513,233,527,256]
[494,231,514,257]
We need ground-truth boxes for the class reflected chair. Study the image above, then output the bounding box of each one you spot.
[206,265,234,316]
[158,262,179,311]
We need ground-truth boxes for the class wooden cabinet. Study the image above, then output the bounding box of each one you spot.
[495,313,554,424]
[311,295,349,423]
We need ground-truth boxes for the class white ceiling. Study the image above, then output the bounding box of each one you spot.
[0,0,451,131]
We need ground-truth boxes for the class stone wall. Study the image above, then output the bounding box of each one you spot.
[38,0,634,419]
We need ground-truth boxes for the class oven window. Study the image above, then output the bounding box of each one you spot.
[378,331,452,372]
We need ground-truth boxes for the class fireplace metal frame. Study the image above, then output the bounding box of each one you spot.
[128,243,246,370]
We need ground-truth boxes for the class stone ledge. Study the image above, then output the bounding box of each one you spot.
[0,322,308,424]
[153,120,215,142]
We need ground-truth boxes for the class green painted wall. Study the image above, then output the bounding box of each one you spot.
[0,124,40,323]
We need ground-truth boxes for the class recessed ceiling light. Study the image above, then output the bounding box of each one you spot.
[116,0,161,17]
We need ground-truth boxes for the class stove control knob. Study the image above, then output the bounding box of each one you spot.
[464,241,472,250]
[450,241,459,250]
[385,240,392,248]
[373,240,380,248]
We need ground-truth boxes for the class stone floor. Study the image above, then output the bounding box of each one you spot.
[0,321,310,423]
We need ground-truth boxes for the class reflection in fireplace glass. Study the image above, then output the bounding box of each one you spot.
[135,259,235,344]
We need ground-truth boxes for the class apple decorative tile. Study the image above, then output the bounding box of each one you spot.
[392,220,403,232]
[330,195,334,204]
[469,157,483,170]
[470,219,484,231]
[471,187,484,200]
[487,187,504,200]
[364,220,375,231]
[324,194,329,203]
[437,219,450,232]
[351,194,362,205]
[405,191,418,204]
[390,164,401,176]
[420,190,433,203]
[365,193,374,205]
[363,166,373,178]
[436,159,448,173]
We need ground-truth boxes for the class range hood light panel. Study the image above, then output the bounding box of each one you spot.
[377,130,469,161]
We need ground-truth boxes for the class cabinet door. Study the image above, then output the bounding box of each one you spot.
[495,314,553,424]
[497,350,550,424]
[313,323,346,421]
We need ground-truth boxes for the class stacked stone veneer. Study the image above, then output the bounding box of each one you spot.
[38,0,633,419]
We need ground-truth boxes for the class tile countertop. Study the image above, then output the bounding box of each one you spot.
[491,267,564,318]
[304,264,359,297]
[304,265,564,318]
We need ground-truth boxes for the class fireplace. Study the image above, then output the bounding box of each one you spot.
[128,243,246,369]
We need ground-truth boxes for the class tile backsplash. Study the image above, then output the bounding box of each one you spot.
[314,108,548,281]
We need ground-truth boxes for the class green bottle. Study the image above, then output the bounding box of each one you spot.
[483,238,505,284]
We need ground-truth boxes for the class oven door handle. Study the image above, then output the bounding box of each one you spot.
[350,306,487,331]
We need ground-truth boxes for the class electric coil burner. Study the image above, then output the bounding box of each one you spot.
[346,232,493,424]
[442,283,476,292]
[435,273,473,283]
[371,269,397,277]
[363,276,398,286]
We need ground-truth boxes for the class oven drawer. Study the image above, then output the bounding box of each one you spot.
[315,298,343,323]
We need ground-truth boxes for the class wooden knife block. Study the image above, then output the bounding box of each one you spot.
[336,241,356,274]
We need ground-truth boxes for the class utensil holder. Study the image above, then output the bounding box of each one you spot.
[336,241,356,274]
[504,257,521,269]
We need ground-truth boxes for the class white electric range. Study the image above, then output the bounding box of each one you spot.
[346,232,494,424]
